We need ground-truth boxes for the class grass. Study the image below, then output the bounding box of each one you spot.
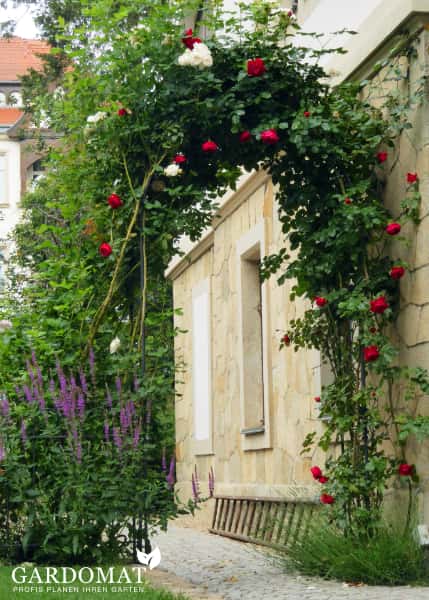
[0,567,189,600]
[282,515,429,586]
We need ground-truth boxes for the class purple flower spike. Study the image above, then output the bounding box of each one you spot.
[23,385,34,404]
[162,448,167,472]
[133,424,141,449]
[38,394,46,413]
[166,456,175,489]
[104,421,110,442]
[77,392,85,420]
[79,370,88,396]
[0,442,6,462]
[115,376,122,398]
[1,396,10,418]
[106,389,113,410]
[113,427,122,451]
[120,407,128,433]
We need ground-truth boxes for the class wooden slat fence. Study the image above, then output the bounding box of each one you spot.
[209,495,318,549]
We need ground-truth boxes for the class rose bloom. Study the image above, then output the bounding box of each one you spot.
[164,163,182,177]
[398,463,414,476]
[99,242,112,258]
[377,151,388,163]
[247,58,266,76]
[303,111,310,117]
[182,28,201,50]
[260,129,279,145]
[239,131,252,143]
[319,476,329,484]
[370,296,389,314]
[314,396,321,403]
[407,172,418,184]
[174,154,187,164]
[282,334,291,346]
[178,42,213,69]
[364,345,380,362]
[117,108,127,117]
[385,222,401,235]
[202,140,219,153]
[109,336,121,354]
[314,296,327,308]
[310,466,322,480]
[344,197,352,205]
[108,193,123,209]
[320,493,335,505]
[390,266,405,280]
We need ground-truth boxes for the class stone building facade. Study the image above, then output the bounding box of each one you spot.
[167,0,429,527]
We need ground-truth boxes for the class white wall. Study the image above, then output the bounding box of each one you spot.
[0,139,21,259]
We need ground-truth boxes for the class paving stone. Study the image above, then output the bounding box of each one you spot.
[151,525,429,600]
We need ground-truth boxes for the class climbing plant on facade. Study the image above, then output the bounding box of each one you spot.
[0,0,428,549]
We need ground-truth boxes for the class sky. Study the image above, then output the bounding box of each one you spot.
[0,2,38,38]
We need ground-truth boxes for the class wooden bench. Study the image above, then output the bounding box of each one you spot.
[209,495,318,550]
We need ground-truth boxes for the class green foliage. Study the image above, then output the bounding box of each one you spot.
[284,513,429,585]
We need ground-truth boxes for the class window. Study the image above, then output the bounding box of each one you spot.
[0,155,7,206]
[9,92,22,107]
[27,159,46,191]
[311,350,335,419]
[192,277,213,455]
[237,221,271,451]
[0,93,6,107]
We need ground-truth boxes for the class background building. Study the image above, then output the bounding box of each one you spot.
[167,0,429,528]
[0,36,50,286]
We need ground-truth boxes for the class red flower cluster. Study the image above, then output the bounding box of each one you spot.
[303,111,310,118]
[260,129,279,145]
[247,58,266,77]
[174,154,187,164]
[108,193,123,209]
[239,130,252,143]
[314,396,321,403]
[202,140,219,153]
[182,28,201,50]
[364,345,380,362]
[385,222,401,236]
[314,296,327,308]
[310,466,329,484]
[407,172,418,184]
[370,296,389,314]
[117,108,127,117]
[320,493,335,505]
[281,334,291,346]
[99,242,112,258]
[390,266,405,280]
[377,151,388,163]
[398,463,414,476]
[344,197,352,205]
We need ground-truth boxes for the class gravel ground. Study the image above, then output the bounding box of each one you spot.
[151,525,429,600]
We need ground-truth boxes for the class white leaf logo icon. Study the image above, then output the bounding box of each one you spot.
[136,546,161,570]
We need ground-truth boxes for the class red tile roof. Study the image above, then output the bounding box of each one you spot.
[0,108,23,126]
[0,37,50,81]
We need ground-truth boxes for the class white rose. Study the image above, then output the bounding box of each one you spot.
[191,42,213,68]
[109,336,121,354]
[164,164,182,177]
[178,49,194,66]
[86,111,107,125]
[0,320,12,333]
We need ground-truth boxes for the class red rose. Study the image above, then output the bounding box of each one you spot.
[202,140,219,153]
[303,111,310,118]
[385,223,401,236]
[319,476,329,484]
[344,197,352,205]
[117,108,127,117]
[314,396,321,403]
[314,296,327,308]
[247,58,266,77]
[407,172,418,184]
[282,334,291,346]
[182,29,201,50]
[310,466,322,480]
[377,151,388,163]
[390,266,405,280]
[398,463,414,476]
[370,296,389,314]
[108,193,123,209]
[320,493,335,505]
[174,154,187,164]
[260,129,279,145]
[99,242,112,258]
[239,131,252,143]
[369,327,377,334]
[364,345,379,362]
